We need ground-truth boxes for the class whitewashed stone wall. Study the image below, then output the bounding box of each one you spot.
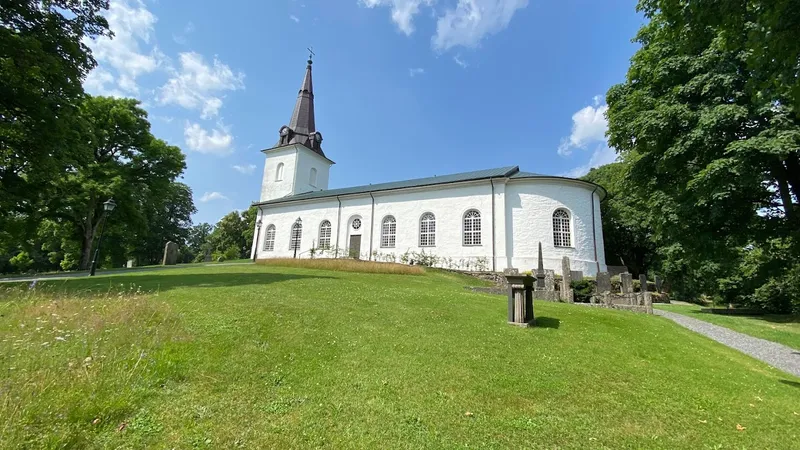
[252,177,607,275]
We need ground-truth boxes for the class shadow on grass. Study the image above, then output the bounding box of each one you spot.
[779,380,800,389]
[535,316,560,329]
[19,272,335,296]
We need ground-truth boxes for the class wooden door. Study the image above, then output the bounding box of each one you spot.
[349,235,361,259]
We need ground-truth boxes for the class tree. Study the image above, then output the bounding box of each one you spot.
[606,0,800,309]
[187,223,214,262]
[241,206,258,258]
[209,212,248,259]
[582,162,656,277]
[47,96,189,270]
[1,1,111,243]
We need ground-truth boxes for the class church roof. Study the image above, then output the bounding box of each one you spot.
[253,166,606,207]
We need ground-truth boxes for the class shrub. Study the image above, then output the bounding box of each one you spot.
[10,251,33,272]
[570,279,596,303]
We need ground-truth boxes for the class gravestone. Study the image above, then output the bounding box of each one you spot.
[535,242,546,288]
[655,275,663,293]
[596,272,611,293]
[570,270,584,282]
[620,273,633,294]
[561,256,573,302]
[544,270,555,291]
[162,241,178,265]
[126,259,135,268]
[203,251,212,262]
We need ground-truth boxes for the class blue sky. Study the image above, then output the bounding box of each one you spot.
[83,0,644,225]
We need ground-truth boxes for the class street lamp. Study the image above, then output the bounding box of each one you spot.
[89,198,117,276]
[252,218,263,261]
[293,217,302,259]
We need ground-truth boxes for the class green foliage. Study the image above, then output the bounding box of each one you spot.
[605,0,800,307]
[570,279,596,303]
[9,251,33,272]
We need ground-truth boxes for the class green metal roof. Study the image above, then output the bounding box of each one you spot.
[253,165,605,206]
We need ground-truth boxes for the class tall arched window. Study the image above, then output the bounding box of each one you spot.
[290,221,302,250]
[463,210,481,246]
[309,168,317,187]
[275,163,284,181]
[381,216,396,248]
[318,220,331,249]
[419,213,436,247]
[553,209,572,247]
[263,225,276,251]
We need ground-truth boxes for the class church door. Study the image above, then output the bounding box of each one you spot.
[349,235,361,259]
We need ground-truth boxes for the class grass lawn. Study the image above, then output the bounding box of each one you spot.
[656,303,800,350]
[1,264,799,449]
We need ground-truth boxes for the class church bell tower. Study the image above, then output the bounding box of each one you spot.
[260,55,334,202]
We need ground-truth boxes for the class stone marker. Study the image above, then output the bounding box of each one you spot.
[596,272,611,293]
[639,274,648,292]
[203,251,212,262]
[544,270,555,291]
[535,242,546,288]
[655,275,663,293]
[570,270,584,282]
[561,256,573,302]
[503,268,519,275]
[162,241,178,265]
[620,273,633,294]
[126,259,135,268]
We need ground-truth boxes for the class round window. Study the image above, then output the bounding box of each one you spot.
[352,218,362,230]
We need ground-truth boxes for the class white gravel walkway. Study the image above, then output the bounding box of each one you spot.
[654,309,800,377]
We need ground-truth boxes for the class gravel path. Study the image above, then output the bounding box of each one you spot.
[654,309,800,377]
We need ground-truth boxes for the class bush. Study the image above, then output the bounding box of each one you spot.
[570,279,596,303]
[10,251,33,272]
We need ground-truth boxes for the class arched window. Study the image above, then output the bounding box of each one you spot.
[309,168,317,187]
[419,213,436,247]
[463,210,481,246]
[381,216,396,248]
[290,221,302,250]
[275,163,284,181]
[318,220,331,249]
[553,209,572,247]
[263,225,276,251]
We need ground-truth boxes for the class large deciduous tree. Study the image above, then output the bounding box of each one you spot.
[606,0,800,310]
[0,0,110,241]
[49,96,189,270]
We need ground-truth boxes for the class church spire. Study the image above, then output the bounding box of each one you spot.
[275,52,325,157]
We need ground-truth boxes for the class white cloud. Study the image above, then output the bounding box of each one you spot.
[360,0,433,35]
[290,15,301,23]
[158,52,245,118]
[453,54,468,68]
[408,67,425,77]
[359,0,528,50]
[84,67,126,97]
[199,192,228,202]
[561,145,618,178]
[232,164,257,174]
[173,21,195,45]
[557,102,609,156]
[433,0,529,51]
[85,0,163,96]
[184,122,234,155]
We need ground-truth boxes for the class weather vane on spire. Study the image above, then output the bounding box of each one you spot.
[307,46,315,62]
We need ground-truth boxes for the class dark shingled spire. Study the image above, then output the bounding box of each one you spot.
[274,58,325,157]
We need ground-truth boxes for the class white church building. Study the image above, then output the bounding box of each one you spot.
[250,58,607,275]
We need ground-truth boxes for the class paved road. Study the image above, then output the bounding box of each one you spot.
[654,309,800,377]
[0,261,254,284]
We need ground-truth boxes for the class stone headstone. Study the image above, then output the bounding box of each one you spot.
[203,251,212,262]
[162,241,179,266]
[561,256,573,302]
[536,242,544,274]
[596,272,611,294]
[126,259,135,268]
[544,269,555,291]
[620,273,633,294]
[655,275,663,293]
[639,274,648,292]
[570,270,584,282]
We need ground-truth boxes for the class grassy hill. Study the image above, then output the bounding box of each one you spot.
[1,264,798,448]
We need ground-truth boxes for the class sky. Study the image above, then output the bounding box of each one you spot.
[83,0,645,225]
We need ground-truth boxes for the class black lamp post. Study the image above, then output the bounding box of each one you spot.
[293,217,302,259]
[252,218,263,261]
[89,198,117,276]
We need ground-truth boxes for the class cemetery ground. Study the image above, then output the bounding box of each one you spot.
[1,264,798,449]
[655,303,800,351]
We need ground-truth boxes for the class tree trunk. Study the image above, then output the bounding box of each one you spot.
[773,160,796,222]
[78,201,99,270]
[784,152,800,202]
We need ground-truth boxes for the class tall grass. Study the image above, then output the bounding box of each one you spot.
[0,285,186,447]
[255,258,425,275]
